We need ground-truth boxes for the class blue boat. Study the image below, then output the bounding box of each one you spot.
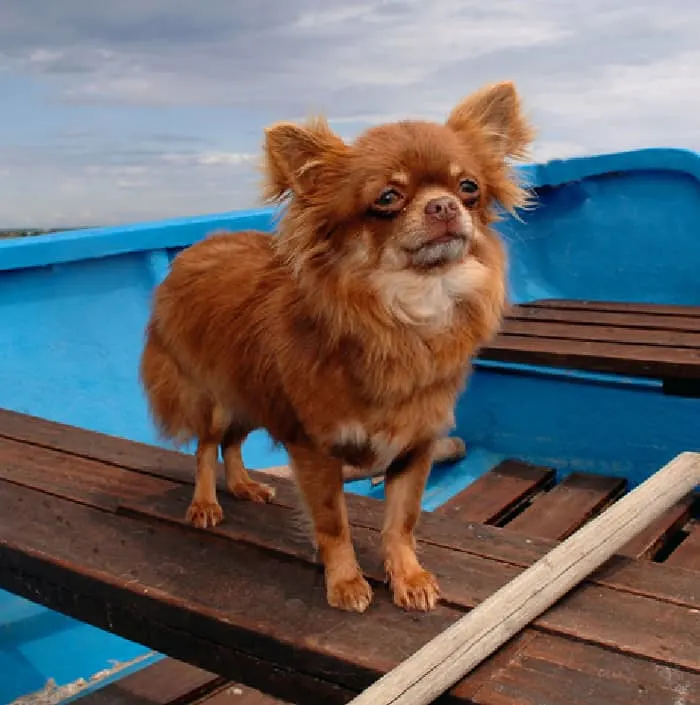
[0,147,698,703]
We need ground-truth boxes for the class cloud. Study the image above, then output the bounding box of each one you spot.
[0,0,699,227]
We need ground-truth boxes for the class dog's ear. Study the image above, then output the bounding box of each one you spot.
[447,81,534,162]
[263,117,348,202]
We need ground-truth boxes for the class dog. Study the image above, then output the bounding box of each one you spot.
[139,80,534,614]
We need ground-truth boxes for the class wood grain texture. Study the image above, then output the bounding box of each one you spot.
[504,473,627,540]
[435,460,554,524]
[479,300,700,379]
[2,409,699,705]
[619,495,696,559]
[665,521,700,571]
[346,452,700,705]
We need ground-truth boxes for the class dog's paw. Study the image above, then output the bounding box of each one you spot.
[228,480,276,503]
[327,573,373,613]
[186,500,224,529]
[390,569,440,611]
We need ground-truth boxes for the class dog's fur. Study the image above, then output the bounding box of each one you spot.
[139,81,534,613]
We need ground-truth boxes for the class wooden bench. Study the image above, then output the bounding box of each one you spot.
[479,299,700,391]
[0,409,698,705]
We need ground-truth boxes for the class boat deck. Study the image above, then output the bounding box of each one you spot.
[481,299,700,391]
[0,408,698,705]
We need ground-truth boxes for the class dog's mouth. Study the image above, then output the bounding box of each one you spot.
[404,232,469,269]
[405,232,467,254]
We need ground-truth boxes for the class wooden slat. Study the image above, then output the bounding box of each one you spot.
[463,632,700,705]
[666,522,700,571]
[199,685,292,704]
[526,299,700,318]
[1,414,698,611]
[503,473,627,540]
[0,408,197,484]
[508,304,700,333]
[435,460,555,524]
[1,412,699,704]
[619,495,697,559]
[0,435,175,507]
[480,333,700,378]
[502,318,700,348]
[121,484,700,671]
[1,481,698,705]
[478,299,700,379]
[75,658,223,704]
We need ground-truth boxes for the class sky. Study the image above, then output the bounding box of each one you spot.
[1,0,699,228]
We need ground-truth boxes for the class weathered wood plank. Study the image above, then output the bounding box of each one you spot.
[463,632,700,705]
[666,521,700,571]
[1,482,698,705]
[504,473,627,540]
[0,408,196,483]
[524,299,700,318]
[121,485,700,671]
[502,318,700,348]
[0,436,174,508]
[75,658,224,704]
[1,425,697,611]
[479,334,700,378]
[509,304,700,332]
[619,495,697,559]
[0,482,395,703]
[198,684,292,704]
[435,460,554,524]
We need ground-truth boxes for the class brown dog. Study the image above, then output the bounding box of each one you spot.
[139,80,534,613]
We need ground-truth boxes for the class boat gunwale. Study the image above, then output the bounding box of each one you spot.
[1,147,699,273]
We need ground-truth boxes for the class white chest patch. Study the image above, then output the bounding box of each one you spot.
[374,257,488,328]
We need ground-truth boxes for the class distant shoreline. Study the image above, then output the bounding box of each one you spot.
[0,227,93,239]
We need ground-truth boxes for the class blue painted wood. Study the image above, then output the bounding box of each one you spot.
[0,147,699,704]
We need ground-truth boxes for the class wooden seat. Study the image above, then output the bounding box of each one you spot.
[479,299,700,384]
[1,409,698,705]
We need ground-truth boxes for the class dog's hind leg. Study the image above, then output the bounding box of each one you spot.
[186,402,228,529]
[187,435,224,529]
[221,422,276,503]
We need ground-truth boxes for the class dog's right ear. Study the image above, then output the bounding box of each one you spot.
[263,117,348,203]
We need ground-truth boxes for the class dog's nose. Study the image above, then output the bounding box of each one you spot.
[424,196,459,221]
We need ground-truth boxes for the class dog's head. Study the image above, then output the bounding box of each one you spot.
[263,81,534,324]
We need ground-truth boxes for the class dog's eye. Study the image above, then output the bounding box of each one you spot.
[374,188,403,208]
[459,179,479,195]
[458,179,480,207]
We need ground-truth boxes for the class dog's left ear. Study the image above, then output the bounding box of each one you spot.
[263,117,348,202]
[447,81,534,161]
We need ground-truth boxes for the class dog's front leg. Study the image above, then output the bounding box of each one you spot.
[287,443,373,613]
[382,439,440,611]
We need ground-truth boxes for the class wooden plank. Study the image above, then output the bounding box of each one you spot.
[75,658,223,704]
[1,421,698,612]
[479,333,700,378]
[462,632,700,705]
[525,299,700,318]
[0,482,698,705]
[0,482,383,703]
[0,436,175,508]
[508,304,700,333]
[503,473,626,540]
[0,408,196,485]
[199,685,292,704]
[121,484,700,671]
[619,494,697,559]
[666,522,700,571]
[349,451,700,705]
[501,318,700,349]
[435,460,555,524]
